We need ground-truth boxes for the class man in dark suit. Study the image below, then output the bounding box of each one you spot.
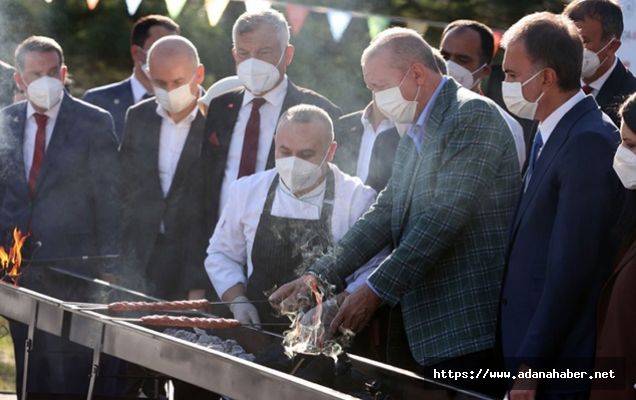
[498,13,624,399]
[564,0,636,125]
[121,36,210,301]
[0,36,120,398]
[203,9,341,233]
[334,101,399,192]
[83,15,180,142]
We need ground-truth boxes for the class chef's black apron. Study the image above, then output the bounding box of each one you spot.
[247,171,334,329]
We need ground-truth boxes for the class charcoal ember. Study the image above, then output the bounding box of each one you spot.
[163,328,255,361]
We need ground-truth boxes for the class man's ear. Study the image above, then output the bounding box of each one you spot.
[284,45,295,67]
[326,141,337,162]
[14,71,26,92]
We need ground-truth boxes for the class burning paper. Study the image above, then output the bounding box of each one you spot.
[281,279,354,362]
[0,228,30,285]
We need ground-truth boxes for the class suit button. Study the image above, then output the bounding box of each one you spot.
[502,298,508,306]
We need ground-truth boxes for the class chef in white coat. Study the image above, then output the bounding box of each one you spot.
[204,104,384,327]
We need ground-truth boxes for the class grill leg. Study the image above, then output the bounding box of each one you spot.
[21,302,39,400]
[86,324,105,400]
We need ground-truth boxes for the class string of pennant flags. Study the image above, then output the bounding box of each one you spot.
[68,0,452,42]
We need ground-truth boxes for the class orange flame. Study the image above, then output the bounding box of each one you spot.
[0,228,30,285]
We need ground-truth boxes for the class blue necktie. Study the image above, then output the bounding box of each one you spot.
[524,130,544,191]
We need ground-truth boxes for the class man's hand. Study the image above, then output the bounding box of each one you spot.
[268,274,319,313]
[229,295,261,328]
[328,284,381,336]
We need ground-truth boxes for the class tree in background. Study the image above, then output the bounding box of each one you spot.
[0,0,567,113]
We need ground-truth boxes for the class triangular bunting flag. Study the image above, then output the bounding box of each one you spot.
[205,0,230,27]
[125,0,142,16]
[245,0,271,13]
[326,9,352,43]
[367,15,390,39]
[286,4,310,36]
[86,0,99,10]
[165,0,187,19]
[406,19,429,36]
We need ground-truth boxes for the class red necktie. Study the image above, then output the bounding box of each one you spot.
[28,113,48,197]
[238,97,267,178]
[582,85,593,95]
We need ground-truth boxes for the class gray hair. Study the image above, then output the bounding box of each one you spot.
[232,9,290,49]
[361,27,439,73]
[148,35,200,67]
[277,104,334,142]
[15,36,64,72]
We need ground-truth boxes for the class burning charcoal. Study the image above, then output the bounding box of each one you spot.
[172,330,198,342]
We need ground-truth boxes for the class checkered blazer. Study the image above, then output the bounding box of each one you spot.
[310,79,521,366]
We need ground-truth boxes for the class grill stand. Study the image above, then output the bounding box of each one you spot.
[86,323,105,400]
[21,301,39,400]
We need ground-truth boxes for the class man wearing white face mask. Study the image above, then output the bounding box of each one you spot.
[497,13,625,400]
[205,104,381,329]
[563,0,636,126]
[203,9,341,237]
[440,19,526,170]
[0,35,121,397]
[120,36,212,303]
[270,27,520,396]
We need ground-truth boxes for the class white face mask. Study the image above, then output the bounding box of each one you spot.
[501,69,546,120]
[581,39,613,79]
[26,76,64,110]
[236,49,285,95]
[613,144,636,189]
[374,66,421,124]
[276,151,328,194]
[153,74,197,114]
[446,60,486,89]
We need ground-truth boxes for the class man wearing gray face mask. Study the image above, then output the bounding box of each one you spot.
[202,9,341,239]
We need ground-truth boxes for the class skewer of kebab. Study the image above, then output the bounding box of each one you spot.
[110,315,289,329]
[73,298,269,311]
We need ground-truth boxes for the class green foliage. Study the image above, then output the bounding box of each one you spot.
[0,0,569,113]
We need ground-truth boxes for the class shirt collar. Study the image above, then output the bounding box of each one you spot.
[537,90,586,144]
[26,93,64,121]
[155,101,200,125]
[360,102,394,134]
[243,75,288,109]
[130,74,148,103]
[407,76,448,142]
[585,57,618,92]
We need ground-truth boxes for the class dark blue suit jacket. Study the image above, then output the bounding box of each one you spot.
[0,93,120,265]
[82,78,134,143]
[499,96,623,393]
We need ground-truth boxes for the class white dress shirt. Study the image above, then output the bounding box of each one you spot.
[156,104,199,197]
[218,76,289,215]
[205,164,385,298]
[582,57,618,97]
[357,104,395,182]
[537,90,587,157]
[130,74,148,104]
[23,97,63,180]
[495,104,526,170]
